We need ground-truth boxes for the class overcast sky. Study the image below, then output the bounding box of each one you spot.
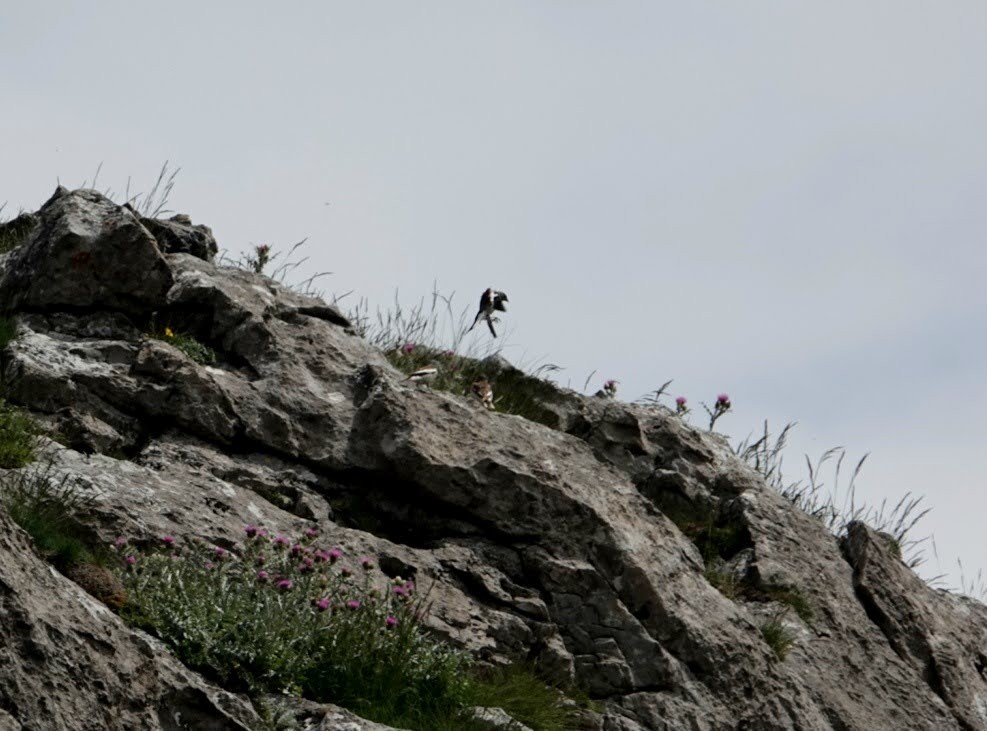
[3,2,985,590]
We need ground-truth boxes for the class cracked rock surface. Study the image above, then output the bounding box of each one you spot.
[0,189,984,730]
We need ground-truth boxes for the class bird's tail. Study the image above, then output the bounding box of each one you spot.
[486,318,497,338]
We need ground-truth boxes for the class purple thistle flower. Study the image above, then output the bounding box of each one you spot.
[316,597,331,612]
[327,548,342,563]
[276,579,294,591]
[346,600,361,610]
[340,565,353,577]
[255,553,267,565]
[162,535,175,547]
[304,527,318,539]
[385,616,398,627]
[214,547,227,559]
[392,585,407,597]
[676,396,687,407]
[299,558,315,573]
[256,570,270,583]
[274,535,290,548]
[125,555,137,566]
[716,393,731,407]
[360,556,375,570]
[290,544,304,555]
[401,343,415,353]
[114,536,127,549]
[244,524,258,537]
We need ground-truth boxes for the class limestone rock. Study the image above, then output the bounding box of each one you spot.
[0,188,984,730]
[0,189,172,315]
[140,213,218,261]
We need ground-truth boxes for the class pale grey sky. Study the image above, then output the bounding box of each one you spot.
[3,2,985,588]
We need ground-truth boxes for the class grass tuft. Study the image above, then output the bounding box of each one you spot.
[0,459,97,567]
[0,400,42,469]
[759,609,797,661]
[0,212,36,254]
[737,421,931,569]
[458,664,579,731]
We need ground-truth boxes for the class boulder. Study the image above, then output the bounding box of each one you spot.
[0,188,172,316]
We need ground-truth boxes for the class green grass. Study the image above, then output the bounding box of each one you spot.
[759,610,797,661]
[0,213,35,254]
[759,585,813,624]
[466,664,581,731]
[0,399,42,469]
[152,327,217,366]
[0,459,97,568]
[387,344,564,427]
[736,421,931,570]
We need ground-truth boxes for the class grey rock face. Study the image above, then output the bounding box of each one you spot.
[0,188,173,315]
[0,188,984,730]
[140,213,219,261]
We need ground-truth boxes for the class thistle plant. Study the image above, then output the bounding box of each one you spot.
[675,396,690,417]
[246,244,272,274]
[702,393,732,431]
[117,526,470,727]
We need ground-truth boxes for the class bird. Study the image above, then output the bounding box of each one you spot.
[471,379,495,410]
[467,288,509,337]
[407,364,439,383]
[595,379,619,399]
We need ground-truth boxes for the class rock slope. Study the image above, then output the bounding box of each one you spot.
[0,188,985,730]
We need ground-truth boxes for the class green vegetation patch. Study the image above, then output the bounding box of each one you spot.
[0,315,17,351]
[760,610,797,661]
[118,527,470,729]
[0,460,97,568]
[458,664,582,731]
[0,399,42,469]
[152,326,217,365]
[388,344,563,428]
[0,213,37,255]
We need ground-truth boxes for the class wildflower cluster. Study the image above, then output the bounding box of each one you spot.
[116,526,468,722]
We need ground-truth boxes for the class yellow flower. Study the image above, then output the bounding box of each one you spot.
[164,327,175,338]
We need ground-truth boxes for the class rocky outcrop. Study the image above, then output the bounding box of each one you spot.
[0,188,985,730]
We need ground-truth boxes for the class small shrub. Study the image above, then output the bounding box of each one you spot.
[0,459,96,566]
[760,609,797,661]
[118,527,470,729]
[153,327,217,366]
[0,400,41,469]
